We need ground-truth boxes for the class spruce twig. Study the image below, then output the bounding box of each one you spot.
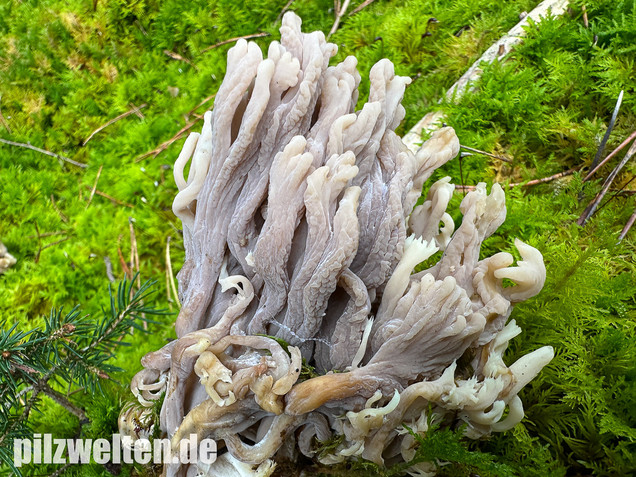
[0,138,87,169]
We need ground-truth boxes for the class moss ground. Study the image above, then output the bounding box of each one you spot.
[0,0,635,475]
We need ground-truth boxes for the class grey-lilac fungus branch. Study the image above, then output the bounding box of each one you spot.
[121,13,553,476]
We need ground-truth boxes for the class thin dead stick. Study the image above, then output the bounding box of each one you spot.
[594,175,636,215]
[590,90,623,170]
[583,130,636,182]
[509,166,581,187]
[328,0,351,38]
[163,50,198,70]
[618,208,636,242]
[578,140,636,225]
[186,94,216,117]
[129,102,145,119]
[350,0,377,16]
[0,138,87,168]
[129,218,146,329]
[166,236,181,308]
[276,0,296,23]
[129,218,140,284]
[581,5,589,28]
[454,167,581,193]
[83,104,147,146]
[85,164,104,209]
[0,97,11,134]
[50,195,69,223]
[26,230,66,239]
[117,240,132,279]
[84,185,134,208]
[202,32,270,53]
[461,145,512,163]
[34,236,70,262]
[135,118,201,162]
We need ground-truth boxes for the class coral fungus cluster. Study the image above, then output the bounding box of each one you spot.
[122,13,553,476]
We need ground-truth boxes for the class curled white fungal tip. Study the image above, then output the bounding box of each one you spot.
[494,239,546,302]
[124,12,552,474]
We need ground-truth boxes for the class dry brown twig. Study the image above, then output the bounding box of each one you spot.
[83,104,147,146]
[136,119,201,162]
[578,140,636,226]
[0,96,11,134]
[202,32,270,53]
[619,208,636,242]
[0,138,87,168]
[455,167,581,193]
[461,145,512,163]
[85,165,104,209]
[163,50,198,70]
[584,130,636,182]
[328,0,351,38]
[276,0,295,23]
[349,0,377,16]
[83,185,134,208]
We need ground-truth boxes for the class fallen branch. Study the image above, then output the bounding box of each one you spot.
[135,118,201,162]
[83,104,147,146]
[0,138,87,169]
[578,140,636,226]
[583,130,636,182]
[202,32,270,53]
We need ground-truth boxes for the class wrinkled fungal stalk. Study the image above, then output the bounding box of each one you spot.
[122,13,553,476]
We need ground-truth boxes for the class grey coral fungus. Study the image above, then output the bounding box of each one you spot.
[122,12,553,476]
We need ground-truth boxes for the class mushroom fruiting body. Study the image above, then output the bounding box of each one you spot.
[122,13,553,476]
